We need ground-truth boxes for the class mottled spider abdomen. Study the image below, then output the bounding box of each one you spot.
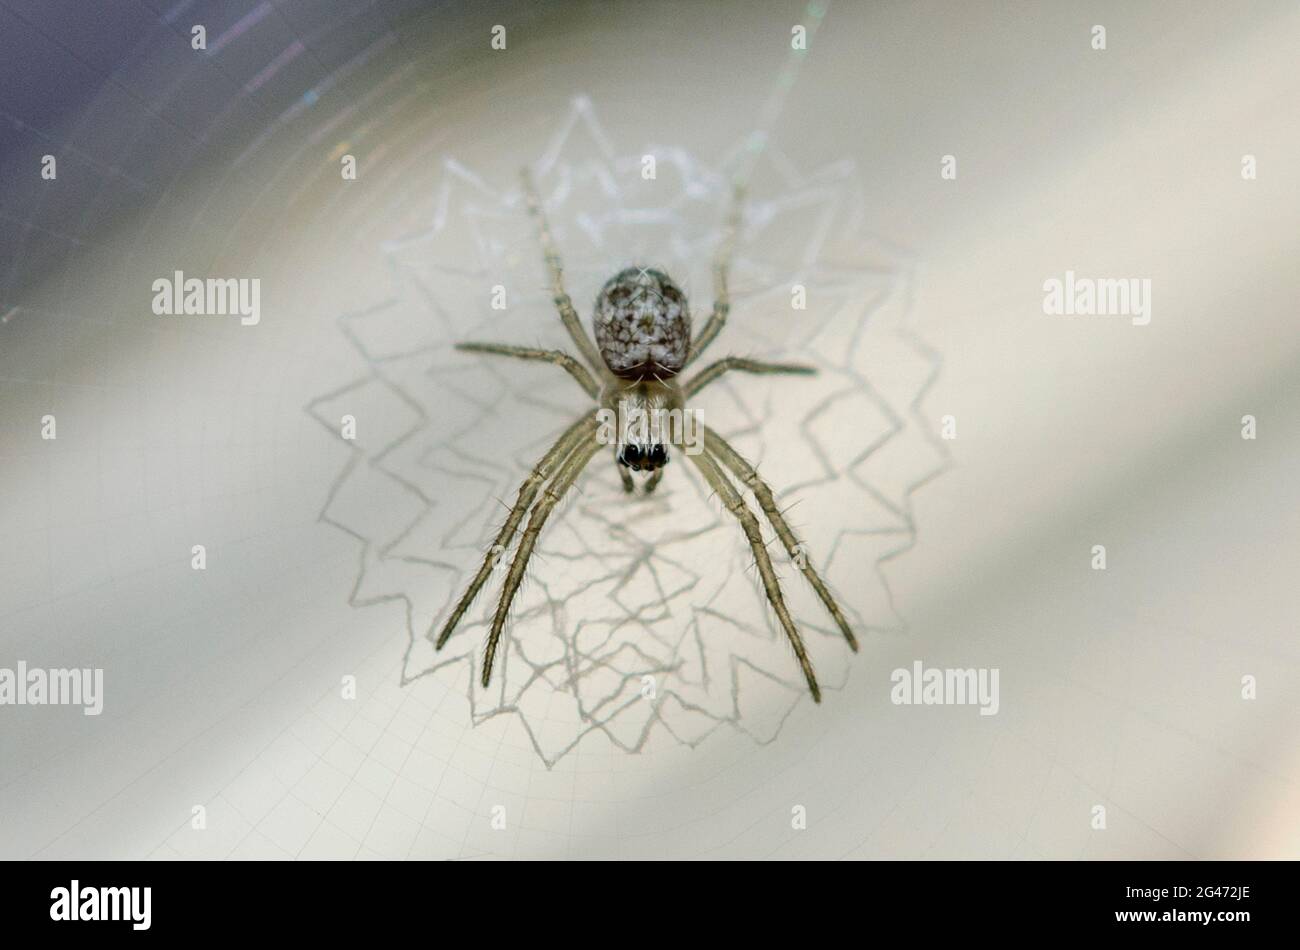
[592,267,690,379]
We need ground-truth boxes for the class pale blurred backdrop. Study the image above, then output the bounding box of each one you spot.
[0,0,1297,859]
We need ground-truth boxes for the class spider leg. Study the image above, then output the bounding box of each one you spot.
[520,168,605,373]
[644,467,665,494]
[685,182,744,367]
[703,427,858,652]
[617,456,634,493]
[481,435,602,688]
[435,414,597,650]
[684,357,815,398]
[688,450,821,702]
[456,342,600,398]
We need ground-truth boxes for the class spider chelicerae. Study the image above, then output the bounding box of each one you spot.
[436,169,858,702]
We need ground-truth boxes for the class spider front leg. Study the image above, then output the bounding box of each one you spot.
[704,427,858,651]
[688,450,821,702]
[617,455,635,493]
[520,168,605,373]
[435,414,596,650]
[482,435,603,689]
[685,182,743,367]
[643,467,665,494]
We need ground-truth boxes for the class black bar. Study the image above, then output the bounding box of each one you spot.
[1,859,1290,938]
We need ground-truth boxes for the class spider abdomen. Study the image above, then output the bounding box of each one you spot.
[593,267,689,379]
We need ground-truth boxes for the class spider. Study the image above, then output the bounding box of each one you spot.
[435,169,858,702]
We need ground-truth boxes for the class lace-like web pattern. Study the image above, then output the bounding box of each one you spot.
[308,99,950,767]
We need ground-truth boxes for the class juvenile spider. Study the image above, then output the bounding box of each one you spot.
[436,169,858,702]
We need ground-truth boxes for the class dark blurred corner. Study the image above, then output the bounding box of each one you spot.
[0,0,566,314]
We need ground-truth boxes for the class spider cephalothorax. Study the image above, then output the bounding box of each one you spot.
[438,169,858,703]
[607,375,682,480]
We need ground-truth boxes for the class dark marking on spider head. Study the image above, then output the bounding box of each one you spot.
[593,267,690,379]
[617,441,669,472]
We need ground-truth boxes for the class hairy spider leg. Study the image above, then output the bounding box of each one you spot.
[688,449,822,702]
[435,414,597,650]
[617,459,635,493]
[643,467,665,494]
[482,435,603,688]
[455,342,599,398]
[685,182,744,367]
[520,168,606,373]
[703,427,858,651]
[685,357,815,398]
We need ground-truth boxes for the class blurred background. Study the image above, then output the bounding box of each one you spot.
[0,0,1297,859]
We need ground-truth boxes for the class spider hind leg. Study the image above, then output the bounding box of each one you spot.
[685,183,744,367]
[520,168,605,373]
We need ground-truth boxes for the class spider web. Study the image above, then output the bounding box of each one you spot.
[306,98,950,767]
